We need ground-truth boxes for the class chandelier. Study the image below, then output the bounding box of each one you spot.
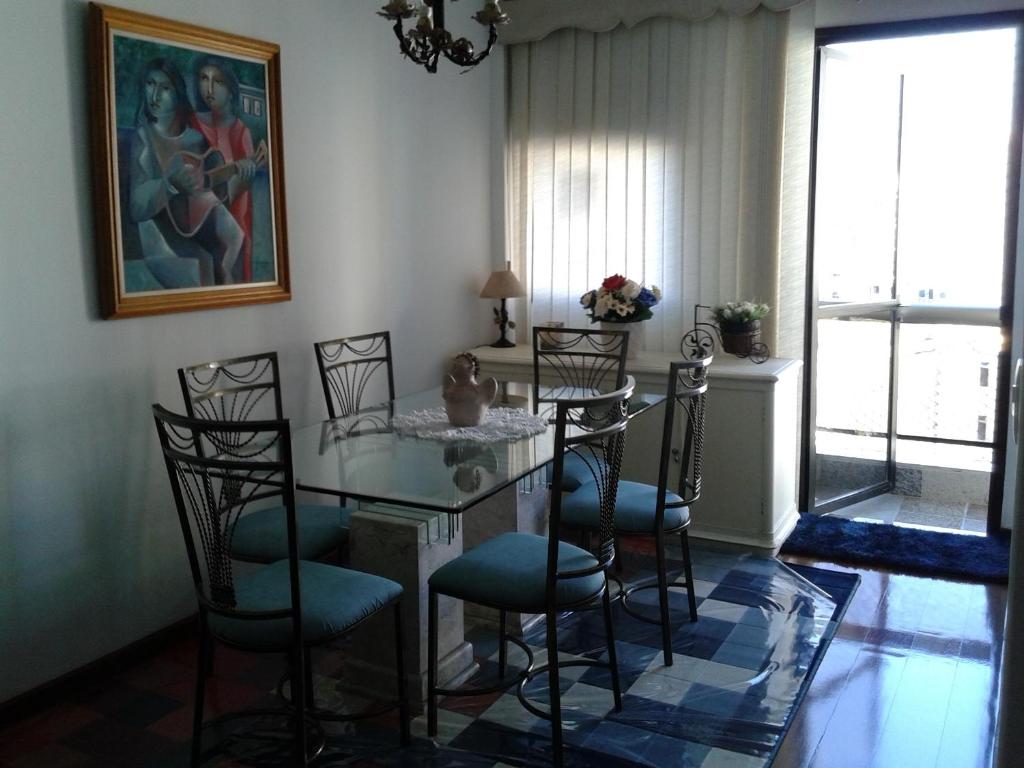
[378,0,510,74]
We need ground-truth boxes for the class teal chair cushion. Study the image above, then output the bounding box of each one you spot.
[231,504,352,563]
[209,560,402,652]
[429,532,604,613]
[562,480,690,534]
[559,452,606,492]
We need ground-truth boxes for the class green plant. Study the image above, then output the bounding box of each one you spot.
[712,301,770,326]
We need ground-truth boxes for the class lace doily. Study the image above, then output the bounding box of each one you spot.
[392,407,549,443]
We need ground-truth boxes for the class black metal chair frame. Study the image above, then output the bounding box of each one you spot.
[427,378,636,768]
[608,357,711,666]
[313,331,396,419]
[532,325,629,394]
[178,351,284,422]
[152,406,410,766]
[179,350,353,569]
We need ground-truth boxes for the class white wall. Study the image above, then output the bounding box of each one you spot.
[0,0,501,702]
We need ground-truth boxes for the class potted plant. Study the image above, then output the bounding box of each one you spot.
[580,274,662,358]
[712,301,770,354]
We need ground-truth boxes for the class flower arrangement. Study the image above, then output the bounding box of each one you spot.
[580,274,662,323]
[712,301,770,329]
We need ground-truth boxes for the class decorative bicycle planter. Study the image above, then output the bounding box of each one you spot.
[681,304,770,364]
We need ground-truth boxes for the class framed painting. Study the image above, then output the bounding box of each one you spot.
[89,3,290,318]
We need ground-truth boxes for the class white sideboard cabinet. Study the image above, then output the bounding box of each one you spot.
[470,345,803,553]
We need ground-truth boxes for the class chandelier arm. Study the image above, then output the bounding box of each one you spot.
[392,18,438,69]
[426,47,441,74]
[393,20,422,61]
[382,2,502,72]
[440,25,499,67]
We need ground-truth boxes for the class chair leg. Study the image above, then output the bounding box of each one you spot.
[681,530,698,622]
[394,602,411,747]
[290,646,309,765]
[191,617,211,768]
[656,529,673,667]
[427,589,439,738]
[601,581,622,712]
[545,608,564,768]
[204,640,215,677]
[303,646,315,709]
[498,609,508,679]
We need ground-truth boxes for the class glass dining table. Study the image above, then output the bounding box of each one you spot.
[291,380,661,519]
[287,379,663,702]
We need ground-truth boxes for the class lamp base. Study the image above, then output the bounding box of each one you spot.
[490,338,516,348]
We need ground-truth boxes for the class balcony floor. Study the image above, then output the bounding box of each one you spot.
[825,493,988,535]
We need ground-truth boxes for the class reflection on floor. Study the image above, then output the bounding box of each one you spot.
[0,545,851,768]
[776,552,1005,768]
[392,549,847,768]
[0,546,1004,768]
[825,493,988,535]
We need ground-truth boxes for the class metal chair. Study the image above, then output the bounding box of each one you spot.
[532,326,629,494]
[427,377,636,768]
[178,351,283,423]
[152,406,409,766]
[561,357,712,666]
[178,352,350,563]
[532,325,629,395]
[313,331,396,419]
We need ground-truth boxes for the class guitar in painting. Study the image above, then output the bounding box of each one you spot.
[165,139,268,237]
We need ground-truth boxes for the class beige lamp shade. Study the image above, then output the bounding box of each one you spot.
[480,261,526,299]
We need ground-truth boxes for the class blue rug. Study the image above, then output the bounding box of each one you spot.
[780,513,1010,583]
[208,546,859,767]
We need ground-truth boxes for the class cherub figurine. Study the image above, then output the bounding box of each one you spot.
[442,352,498,427]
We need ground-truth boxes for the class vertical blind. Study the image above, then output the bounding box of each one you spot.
[506,5,813,356]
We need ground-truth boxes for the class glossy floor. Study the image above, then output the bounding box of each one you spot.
[775,553,1005,768]
[0,548,1003,767]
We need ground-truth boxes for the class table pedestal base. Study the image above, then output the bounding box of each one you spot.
[345,507,474,707]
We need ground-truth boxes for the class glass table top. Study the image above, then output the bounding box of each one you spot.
[291,381,662,513]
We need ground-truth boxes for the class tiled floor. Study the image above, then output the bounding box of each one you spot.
[0,546,850,768]
[0,545,1003,768]
[825,493,989,535]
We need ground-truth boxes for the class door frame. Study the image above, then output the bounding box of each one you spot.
[799,11,1024,534]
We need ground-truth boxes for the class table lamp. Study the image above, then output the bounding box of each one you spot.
[479,261,526,348]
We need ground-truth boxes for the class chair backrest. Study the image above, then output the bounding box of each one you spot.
[655,357,712,526]
[532,326,629,395]
[152,404,301,624]
[313,331,396,419]
[548,377,636,596]
[178,352,283,423]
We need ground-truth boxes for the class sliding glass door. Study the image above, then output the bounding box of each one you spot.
[804,21,1018,526]
[807,45,902,512]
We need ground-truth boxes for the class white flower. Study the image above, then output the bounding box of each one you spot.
[594,295,612,317]
[651,286,662,301]
[580,290,595,307]
[621,280,641,300]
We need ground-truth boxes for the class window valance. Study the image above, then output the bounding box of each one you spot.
[500,0,810,44]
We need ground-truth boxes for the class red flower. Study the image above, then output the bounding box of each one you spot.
[602,274,627,291]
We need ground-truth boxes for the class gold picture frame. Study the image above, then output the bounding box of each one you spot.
[89,3,290,319]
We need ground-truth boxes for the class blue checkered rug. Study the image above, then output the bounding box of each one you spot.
[212,546,857,767]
